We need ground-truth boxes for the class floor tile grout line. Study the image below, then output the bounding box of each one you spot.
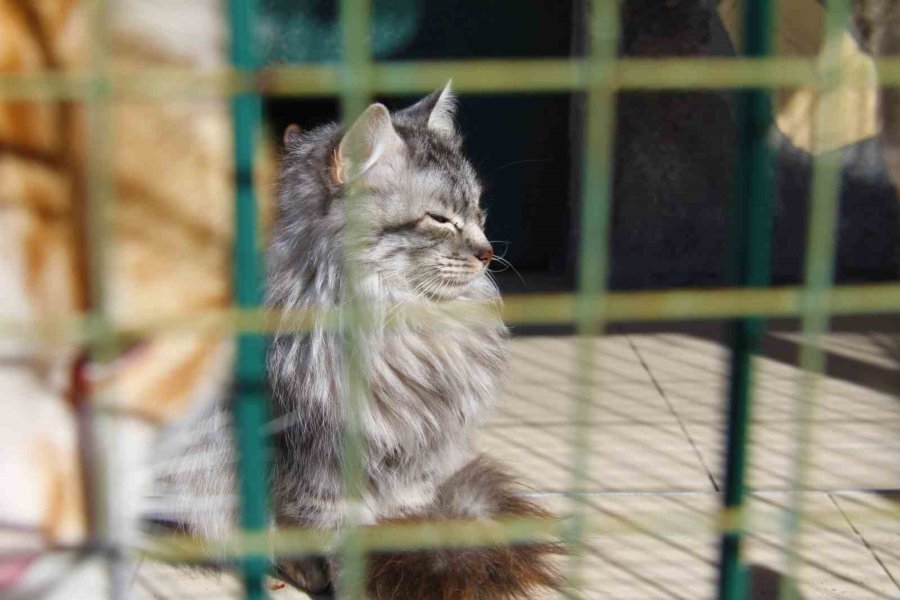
[583,544,698,600]
[829,492,900,593]
[771,331,900,369]
[133,569,179,600]
[745,530,898,599]
[507,339,655,387]
[627,335,722,493]
[484,418,715,493]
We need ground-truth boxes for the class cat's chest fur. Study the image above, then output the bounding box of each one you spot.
[355,307,508,519]
[269,290,508,525]
[363,312,507,453]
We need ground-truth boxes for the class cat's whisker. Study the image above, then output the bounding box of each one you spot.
[409,269,440,292]
[491,255,526,285]
[385,273,440,327]
[486,242,514,264]
[419,277,443,299]
[405,278,443,308]
[487,240,511,254]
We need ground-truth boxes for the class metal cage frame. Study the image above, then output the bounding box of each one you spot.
[3,1,899,600]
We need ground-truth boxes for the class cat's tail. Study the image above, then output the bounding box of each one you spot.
[364,455,562,600]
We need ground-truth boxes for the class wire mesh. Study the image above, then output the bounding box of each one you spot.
[2,1,899,600]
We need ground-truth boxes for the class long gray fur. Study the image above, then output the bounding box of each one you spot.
[268,85,508,530]
[152,85,509,544]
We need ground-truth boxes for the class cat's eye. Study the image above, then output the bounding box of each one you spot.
[427,212,452,225]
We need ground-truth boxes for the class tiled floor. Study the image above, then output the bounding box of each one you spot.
[135,333,900,599]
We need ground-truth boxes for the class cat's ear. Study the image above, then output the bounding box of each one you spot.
[396,80,457,138]
[426,80,457,137]
[334,103,403,183]
[283,123,301,147]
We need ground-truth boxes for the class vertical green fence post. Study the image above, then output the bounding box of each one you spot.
[229,1,271,599]
[782,2,851,599]
[567,0,620,596]
[337,1,372,598]
[717,2,775,600]
[82,0,122,597]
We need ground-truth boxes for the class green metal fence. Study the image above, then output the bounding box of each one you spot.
[4,0,900,599]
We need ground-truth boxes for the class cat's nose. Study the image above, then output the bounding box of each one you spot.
[474,245,493,266]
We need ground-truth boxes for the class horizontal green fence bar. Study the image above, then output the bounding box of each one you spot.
[143,497,897,563]
[0,56,895,100]
[2,284,899,347]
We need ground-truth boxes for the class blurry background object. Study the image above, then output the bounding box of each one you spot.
[720,0,880,154]
[720,0,899,284]
[853,0,900,191]
[261,1,899,292]
[0,0,272,595]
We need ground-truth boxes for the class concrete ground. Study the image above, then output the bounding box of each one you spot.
[135,332,900,599]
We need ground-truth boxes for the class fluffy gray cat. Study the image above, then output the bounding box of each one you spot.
[154,85,559,599]
[269,83,506,532]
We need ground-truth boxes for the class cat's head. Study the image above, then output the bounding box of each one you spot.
[284,83,494,301]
